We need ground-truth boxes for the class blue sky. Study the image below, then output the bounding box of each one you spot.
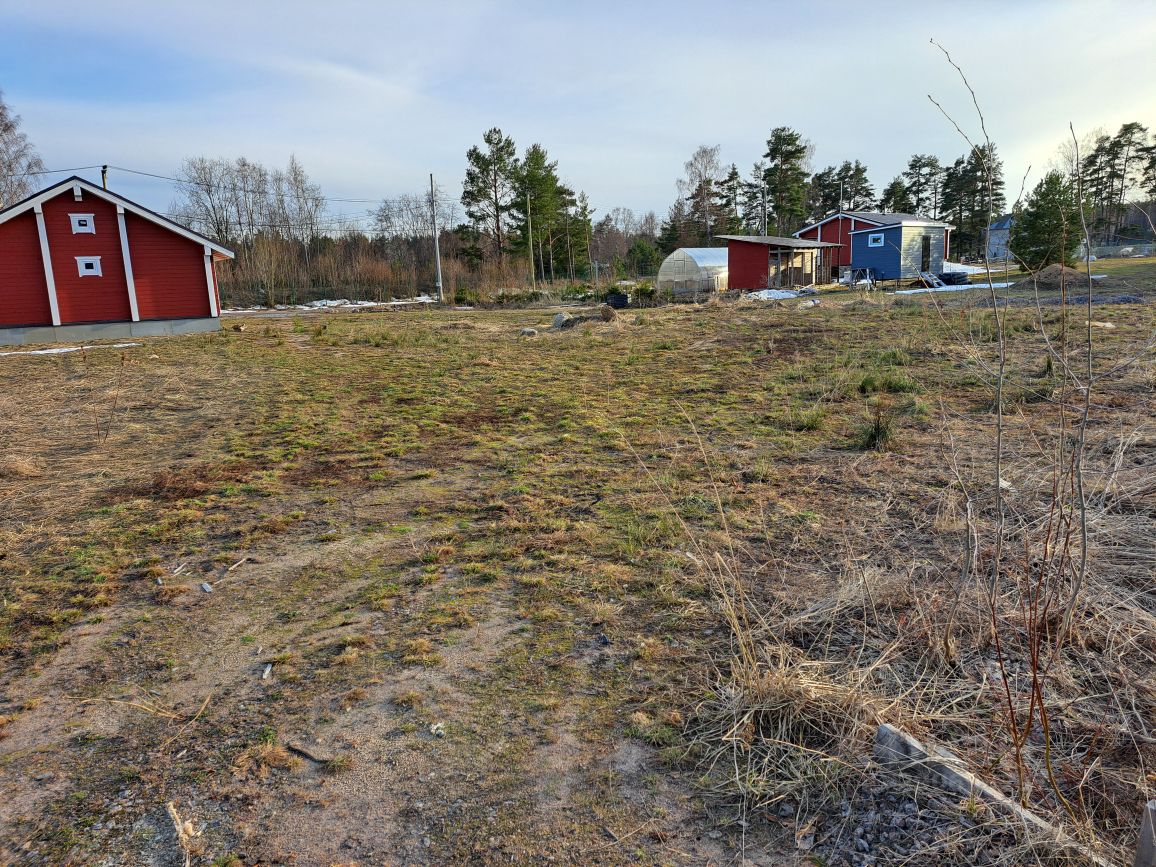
[3,0,1154,226]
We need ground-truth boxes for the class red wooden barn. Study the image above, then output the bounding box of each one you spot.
[0,176,234,346]
[793,210,943,281]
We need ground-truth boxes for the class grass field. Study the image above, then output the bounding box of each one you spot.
[0,282,1153,865]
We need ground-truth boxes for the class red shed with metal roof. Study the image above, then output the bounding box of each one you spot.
[718,235,839,290]
[0,176,233,345]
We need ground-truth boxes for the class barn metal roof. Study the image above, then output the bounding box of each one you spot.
[843,210,926,223]
[716,235,839,248]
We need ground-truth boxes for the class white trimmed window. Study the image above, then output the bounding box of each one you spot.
[867,233,885,248]
[70,213,96,234]
[76,256,103,277]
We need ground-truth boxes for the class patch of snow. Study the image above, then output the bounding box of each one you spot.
[941,262,985,274]
[746,289,799,301]
[894,282,1013,295]
[0,342,141,357]
[224,295,438,314]
[894,285,972,295]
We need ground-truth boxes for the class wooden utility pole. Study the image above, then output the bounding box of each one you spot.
[564,211,574,281]
[586,221,596,292]
[430,174,444,303]
[526,192,536,289]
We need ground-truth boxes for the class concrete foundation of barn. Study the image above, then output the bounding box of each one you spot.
[0,317,220,346]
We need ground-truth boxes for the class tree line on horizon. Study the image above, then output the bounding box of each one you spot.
[2,86,1155,300]
[661,121,1156,262]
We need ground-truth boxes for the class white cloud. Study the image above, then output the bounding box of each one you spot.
[7,0,1155,220]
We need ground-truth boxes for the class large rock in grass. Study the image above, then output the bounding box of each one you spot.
[553,312,573,329]
[600,304,617,322]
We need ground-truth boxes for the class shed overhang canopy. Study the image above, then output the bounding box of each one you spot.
[717,235,840,249]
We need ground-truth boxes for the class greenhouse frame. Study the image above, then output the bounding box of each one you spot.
[656,247,728,300]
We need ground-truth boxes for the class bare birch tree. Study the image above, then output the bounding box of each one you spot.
[0,91,45,208]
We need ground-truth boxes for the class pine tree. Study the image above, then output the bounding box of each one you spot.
[1081,122,1151,244]
[658,198,691,254]
[713,163,744,233]
[807,165,840,218]
[940,145,1005,258]
[1010,170,1085,270]
[739,161,768,233]
[625,237,661,275]
[1143,140,1156,199]
[879,177,915,213]
[511,143,573,282]
[839,160,874,210]
[763,127,812,234]
[572,192,594,277]
[902,154,943,216]
[461,128,520,263]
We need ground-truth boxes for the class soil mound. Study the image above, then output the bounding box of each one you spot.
[1013,263,1099,291]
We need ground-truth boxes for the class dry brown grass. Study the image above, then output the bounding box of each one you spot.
[232,742,300,779]
[1,298,1152,863]
[0,456,43,479]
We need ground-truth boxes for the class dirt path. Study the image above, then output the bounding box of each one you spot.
[0,456,762,865]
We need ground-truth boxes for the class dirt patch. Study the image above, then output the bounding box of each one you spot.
[113,460,256,501]
[1013,262,1105,291]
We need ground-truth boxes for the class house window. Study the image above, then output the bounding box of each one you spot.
[70,214,96,234]
[867,233,885,248]
[76,256,103,277]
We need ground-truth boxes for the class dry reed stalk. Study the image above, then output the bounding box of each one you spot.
[165,801,197,867]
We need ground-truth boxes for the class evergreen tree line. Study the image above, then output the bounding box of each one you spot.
[657,129,1017,259]
[1072,122,1155,246]
[1008,122,1156,269]
[4,81,1154,296]
[458,127,671,283]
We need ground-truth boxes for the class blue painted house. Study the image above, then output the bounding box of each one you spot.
[849,218,954,281]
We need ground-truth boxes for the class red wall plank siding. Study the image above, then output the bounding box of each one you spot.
[0,212,52,327]
[41,193,131,324]
[124,213,212,320]
[798,216,885,273]
[727,240,770,290]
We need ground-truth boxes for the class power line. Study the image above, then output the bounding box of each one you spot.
[109,164,415,205]
[31,162,463,239]
[28,165,104,175]
[29,162,435,208]
[160,212,378,230]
